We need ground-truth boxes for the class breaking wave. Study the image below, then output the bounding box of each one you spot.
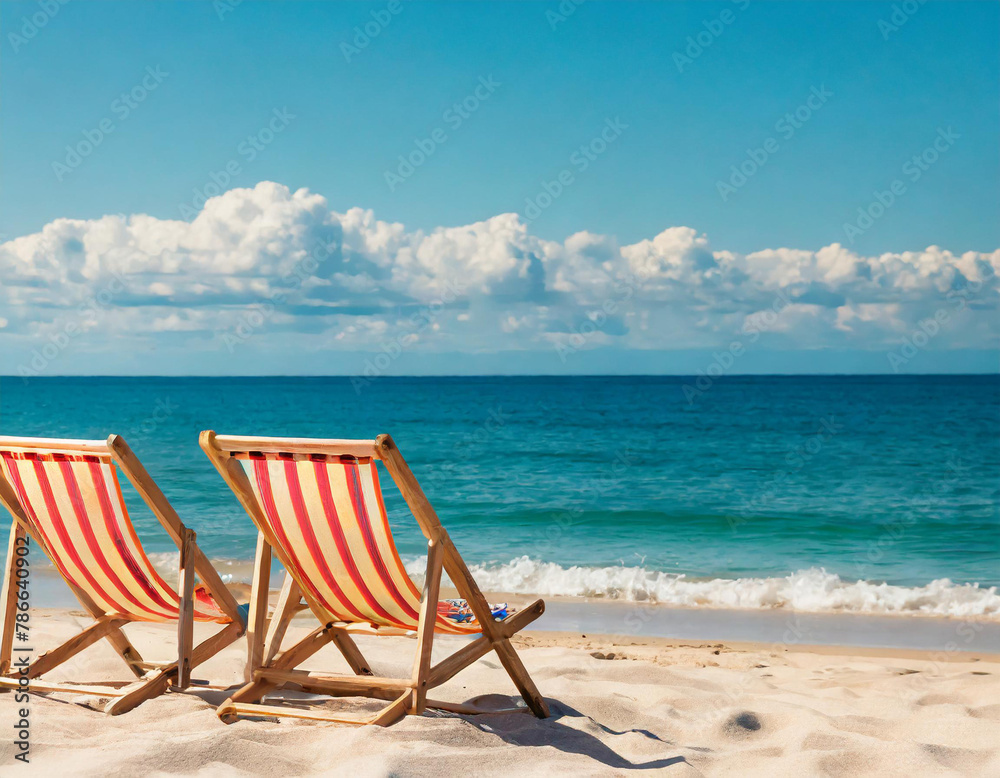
[407,556,1000,620]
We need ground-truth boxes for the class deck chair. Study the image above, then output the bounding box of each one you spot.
[0,435,245,714]
[200,431,550,726]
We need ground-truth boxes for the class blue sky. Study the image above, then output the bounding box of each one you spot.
[1,0,998,375]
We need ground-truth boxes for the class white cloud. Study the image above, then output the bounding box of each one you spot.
[1,181,997,362]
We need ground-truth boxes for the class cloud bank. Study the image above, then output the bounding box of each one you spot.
[1,182,997,374]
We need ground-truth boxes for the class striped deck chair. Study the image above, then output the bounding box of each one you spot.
[200,431,549,726]
[0,435,245,714]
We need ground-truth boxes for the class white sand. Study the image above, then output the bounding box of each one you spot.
[1,609,998,776]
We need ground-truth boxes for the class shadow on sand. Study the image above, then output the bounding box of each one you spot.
[438,696,687,771]
[187,686,689,771]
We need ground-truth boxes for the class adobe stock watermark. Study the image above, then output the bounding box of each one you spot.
[52,66,169,182]
[673,0,751,73]
[717,85,833,202]
[9,535,31,764]
[523,117,628,223]
[727,416,843,530]
[537,446,638,555]
[554,266,654,363]
[179,107,296,219]
[384,76,500,192]
[683,612,812,730]
[878,0,927,40]
[546,0,586,31]
[350,279,466,394]
[908,618,990,703]
[341,0,405,63]
[419,403,524,493]
[609,601,813,730]
[214,0,242,21]
[222,237,339,352]
[136,398,179,437]
[683,288,792,405]
[842,126,959,243]
[851,455,964,581]
[441,406,513,461]
[18,271,128,382]
[7,0,70,53]
[886,265,996,373]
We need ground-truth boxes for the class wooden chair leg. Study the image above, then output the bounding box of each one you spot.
[262,571,300,666]
[422,599,549,716]
[106,620,242,715]
[377,437,550,719]
[219,625,336,722]
[245,531,272,682]
[370,691,410,726]
[440,546,549,718]
[105,667,174,715]
[101,629,146,678]
[491,638,549,718]
[409,538,443,714]
[221,690,411,727]
[427,599,545,689]
[330,629,374,677]
[0,479,147,679]
[176,529,196,689]
[27,617,128,679]
[0,522,26,675]
[60,580,147,679]
[37,584,146,679]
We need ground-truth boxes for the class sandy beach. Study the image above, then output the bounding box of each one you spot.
[1,606,997,777]
[3,0,998,772]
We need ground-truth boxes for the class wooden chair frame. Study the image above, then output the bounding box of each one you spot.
[200,431,550,726]
[0,435,245,714]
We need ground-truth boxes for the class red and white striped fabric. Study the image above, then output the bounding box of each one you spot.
[0,450,229,623]
[236,452,482,635]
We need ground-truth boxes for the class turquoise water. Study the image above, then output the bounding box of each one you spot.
[1,376,998,617]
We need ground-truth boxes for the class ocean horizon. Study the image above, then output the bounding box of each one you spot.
[3,374,997,621]
[4,1,1000,766]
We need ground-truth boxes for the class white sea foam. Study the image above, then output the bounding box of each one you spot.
[407,556,1000,620]
[141,551,1000,621]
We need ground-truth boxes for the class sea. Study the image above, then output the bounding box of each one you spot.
[1,375,998,623]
